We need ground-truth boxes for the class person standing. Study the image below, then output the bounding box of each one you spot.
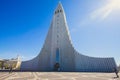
[114,67,119,78]
[9,65,12,73]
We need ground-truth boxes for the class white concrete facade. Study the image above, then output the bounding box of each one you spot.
[20,2,117,72]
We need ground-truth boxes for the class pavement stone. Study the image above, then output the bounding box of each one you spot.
[0,72,119,80]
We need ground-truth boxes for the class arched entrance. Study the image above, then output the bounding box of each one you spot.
[54,63,60,71]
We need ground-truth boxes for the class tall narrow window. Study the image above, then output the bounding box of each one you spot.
[57,10,59,13]
[60,10,62,12]
[56,48,59,63]
[55,11,57,14]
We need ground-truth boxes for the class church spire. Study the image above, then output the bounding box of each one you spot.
[55,2,64,14]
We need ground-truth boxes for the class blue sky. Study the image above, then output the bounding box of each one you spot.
[0,0,120,65]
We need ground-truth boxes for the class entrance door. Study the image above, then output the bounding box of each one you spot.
[54,63,60,71]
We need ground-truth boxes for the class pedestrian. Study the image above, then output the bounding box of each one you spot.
[9,66,12,73]
[114,67,119,78]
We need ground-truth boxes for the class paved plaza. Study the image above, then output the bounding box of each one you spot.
[0,72,119,80]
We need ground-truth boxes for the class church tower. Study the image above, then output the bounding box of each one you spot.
[21,2,117,72]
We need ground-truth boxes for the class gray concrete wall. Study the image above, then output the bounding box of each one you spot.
[75,51,116,72]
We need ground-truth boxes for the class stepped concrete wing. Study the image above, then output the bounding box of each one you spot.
[20,2,117,72]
